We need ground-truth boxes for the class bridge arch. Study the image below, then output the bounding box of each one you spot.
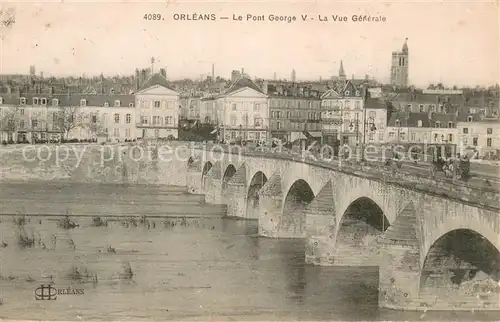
[221,164,238,202]
[281,179,315,238]
[201,161,213,190]
[246,171,268,219]
[419,229,500,309]
[334,197,390,265]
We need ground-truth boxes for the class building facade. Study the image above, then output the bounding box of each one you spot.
[390,38,409,87]
[216,78,269,142]
[321,80,365,147]
[134,74,180,139]
[457,115,500,158]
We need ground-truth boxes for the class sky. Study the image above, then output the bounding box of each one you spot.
[0,0,498,87]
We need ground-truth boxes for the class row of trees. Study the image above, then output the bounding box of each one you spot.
[0,106,105,142]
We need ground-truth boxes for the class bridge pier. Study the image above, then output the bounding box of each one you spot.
[378,202,422,309]
[304,181,336,265]
[186,159,202,194]
[226,181,248,218]
[258,174,284,237]
[204,162,223,204]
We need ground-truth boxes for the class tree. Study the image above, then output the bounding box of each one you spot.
[81,112,105,140]
[56,106,85,139]
[0,106,20,141]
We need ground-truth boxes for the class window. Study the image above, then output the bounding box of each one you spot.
[389,132,395,139]
[114,114,120,123]
[231,117,237,126]
[20,109,24,115]
[32,119,38,129]
[434,133,438,142]
[417,120,423,127]
[141,116,148,124]
[277,121,281,130]
[448,134,453,142]
[80,99,87,107]
[125,128,131,138]
[368,133,374,141]
[406,104,412,110]
[463,128,468,134]
[153,116,161,125]
[41,98,47,106]
[110,88,115,95]
[114,100,121,107]
[254,117,262,127]
[487,138,492,147]
[287,111,291,118]
[487,128,493,134]
[232,103,237,111]
[395,119,400,127]
[448,121,454,128]
[231,131,236,139]
[33,97,39,105]
[91,115,97,123]
[165,116,173,125]
[463,137,468,145]
[154,101,161,108]
[467,116,473,122]
[276,111,281,119]
[113,128,120,137]
[19,120,25,129]
[473,137,478,146]
[154,129,159,138]
[435,121,441,128]
[400,132,406,140]
[52,99,59,107]
[355,90,360,96]
[411,133,416,141]
[126,114,131,124]
[254,103,260,111]
[355,101,360,109]
[129,102,134,108]
[345,90,350,96]
[104,102,109,107]
[20,97,26,105]
[419,104,424,112]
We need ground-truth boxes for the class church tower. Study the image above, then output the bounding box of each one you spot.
[338,60,346,81]
[390,38,409,87]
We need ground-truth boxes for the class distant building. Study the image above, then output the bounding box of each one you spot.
[457,116,500,159]
[321,80,364,147]
[291,69,296,83]
[390,38,409,87]
[135,73,180,139]
[266,82,322,142]
[216,77,269,142]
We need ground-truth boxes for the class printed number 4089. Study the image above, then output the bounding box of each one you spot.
[144,14,163,20]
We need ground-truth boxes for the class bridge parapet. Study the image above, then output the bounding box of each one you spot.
[194,145,500,211]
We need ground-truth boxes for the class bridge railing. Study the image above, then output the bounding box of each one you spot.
[193,142,499,209]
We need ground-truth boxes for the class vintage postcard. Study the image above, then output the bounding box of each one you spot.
[0,0,499,321]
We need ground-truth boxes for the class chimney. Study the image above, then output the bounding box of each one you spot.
[262,80,268,94]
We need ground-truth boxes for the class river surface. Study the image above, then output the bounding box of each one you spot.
[0,182,498,321]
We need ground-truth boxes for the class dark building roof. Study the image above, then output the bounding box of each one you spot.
[52,94,135,107]
[364,97,386,109]
[138,73,175,92]
[223,77,263,95]
[387,111,431,127]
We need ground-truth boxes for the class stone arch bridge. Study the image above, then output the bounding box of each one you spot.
[185,148,500,311]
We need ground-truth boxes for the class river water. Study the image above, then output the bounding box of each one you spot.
[0,182,498,321]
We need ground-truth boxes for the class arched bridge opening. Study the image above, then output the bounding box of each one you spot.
[221,164,237,203]
[282,179,315,238]
[420,229,500,310]
[334,197,390,266]
[246,172,268,219]
[201,161,213,190]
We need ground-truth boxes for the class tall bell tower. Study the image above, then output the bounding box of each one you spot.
[390,38,409,87]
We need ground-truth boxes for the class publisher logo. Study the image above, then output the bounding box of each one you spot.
[34,284,84,300]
